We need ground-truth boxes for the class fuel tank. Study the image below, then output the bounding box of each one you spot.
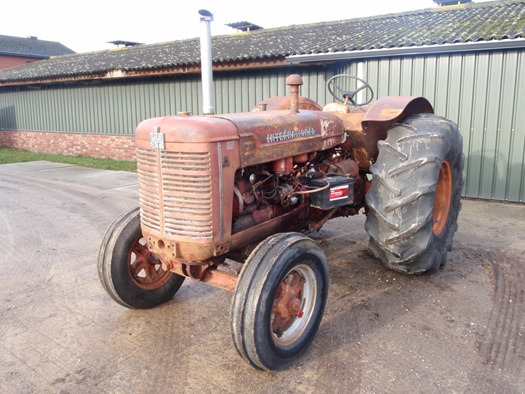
[219,110,346,167]
[136,109,347,165]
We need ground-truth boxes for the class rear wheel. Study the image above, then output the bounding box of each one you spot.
[365,114,464,274]
[98,207,185,308]
[231,233,329,371]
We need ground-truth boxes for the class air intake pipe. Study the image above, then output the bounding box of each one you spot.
[199,9,215,115]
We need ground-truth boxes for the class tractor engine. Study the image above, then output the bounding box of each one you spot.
[230,145,360,234]
[135,108,362,265]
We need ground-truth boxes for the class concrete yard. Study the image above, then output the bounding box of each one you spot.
[1,161,524,393]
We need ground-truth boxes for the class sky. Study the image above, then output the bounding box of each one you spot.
[3,0,495,54]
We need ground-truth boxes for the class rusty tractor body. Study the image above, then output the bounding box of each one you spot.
[98,74,464,372]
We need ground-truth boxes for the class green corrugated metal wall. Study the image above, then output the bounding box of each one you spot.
[0,51,524,202]
[354,50,525,203]
[0,67,334,134]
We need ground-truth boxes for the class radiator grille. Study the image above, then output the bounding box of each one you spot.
[137,148,213,239]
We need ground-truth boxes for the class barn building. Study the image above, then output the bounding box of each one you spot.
[0,0,524,202]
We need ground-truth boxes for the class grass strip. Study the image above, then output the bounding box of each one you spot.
[0,148,137,172]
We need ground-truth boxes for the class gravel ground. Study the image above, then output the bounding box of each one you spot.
[1,161,524,393]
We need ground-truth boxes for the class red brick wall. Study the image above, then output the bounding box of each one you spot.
[0,130,136,161]
[0,55,41,70]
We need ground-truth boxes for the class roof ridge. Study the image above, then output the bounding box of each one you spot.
[211,9,435,39]
[209,0,524,39]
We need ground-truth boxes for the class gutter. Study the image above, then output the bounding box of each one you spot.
[0,51,48,59]
[286,38,525,63]
[0,59,290,87]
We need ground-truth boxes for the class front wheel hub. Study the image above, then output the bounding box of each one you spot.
[272,271,305,337]
[271,264,317,347]
[129,238,171,290]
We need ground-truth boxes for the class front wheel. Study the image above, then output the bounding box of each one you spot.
[231,233,329,372]
[365,114,464,274]
[97,207,185,309]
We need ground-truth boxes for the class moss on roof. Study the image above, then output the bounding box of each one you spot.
[1,0,524,84]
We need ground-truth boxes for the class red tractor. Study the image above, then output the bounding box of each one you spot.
[98,74,464,372]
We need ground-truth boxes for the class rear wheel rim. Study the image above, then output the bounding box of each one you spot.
[433,160,453,236]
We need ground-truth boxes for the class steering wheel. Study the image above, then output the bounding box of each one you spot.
[327,74,374,106]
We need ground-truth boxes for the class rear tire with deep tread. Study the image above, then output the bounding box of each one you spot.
[365,113,464,274]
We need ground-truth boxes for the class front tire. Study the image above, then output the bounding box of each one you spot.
[365,114,464,274]
[231,233,329,372]
[98,207,185,309]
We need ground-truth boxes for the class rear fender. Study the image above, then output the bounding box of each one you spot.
[361,96,434,162]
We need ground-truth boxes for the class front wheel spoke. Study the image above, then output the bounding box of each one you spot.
[130,256,148,275]
[133,242,149,258]
[145,264,161,281]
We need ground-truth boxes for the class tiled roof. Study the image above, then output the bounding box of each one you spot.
[0,34,75,58]
[1,0,524,84]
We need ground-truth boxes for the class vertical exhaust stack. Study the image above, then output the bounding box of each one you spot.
[199,9,215,115]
